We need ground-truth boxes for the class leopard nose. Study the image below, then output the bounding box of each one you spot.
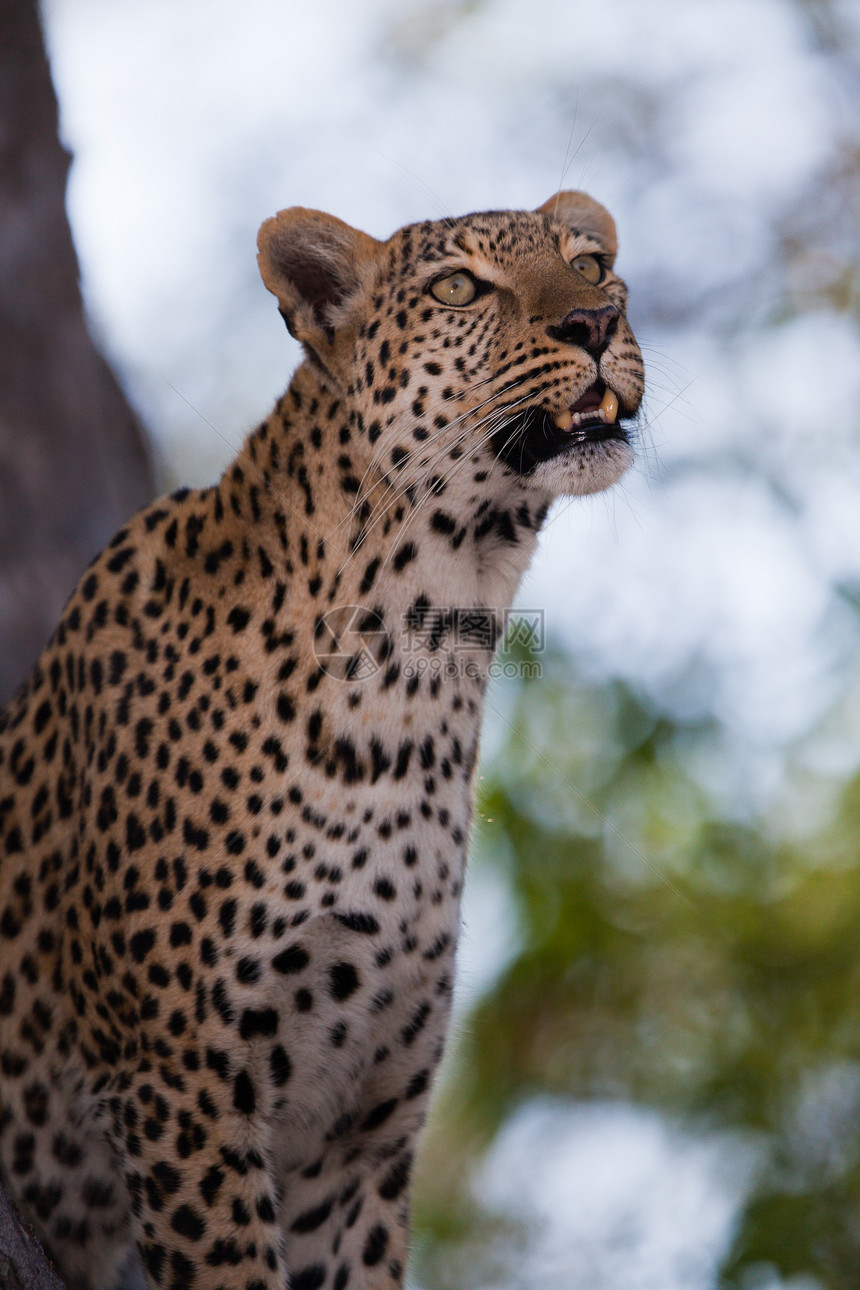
[552,305,619,356]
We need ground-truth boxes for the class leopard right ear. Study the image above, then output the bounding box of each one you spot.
[536,191,618,266]
[257,208,382,361]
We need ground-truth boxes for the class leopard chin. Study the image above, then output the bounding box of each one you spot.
[490,381,637,496]
[530,430,635,496]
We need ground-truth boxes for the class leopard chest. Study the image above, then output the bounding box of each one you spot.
[210,742,472,1177]
[140,669,474,1064]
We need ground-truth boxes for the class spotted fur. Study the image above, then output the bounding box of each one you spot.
[0,192,644,1289]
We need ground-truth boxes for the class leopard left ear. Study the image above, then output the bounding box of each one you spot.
[257,208,382,364]
[536,191,618,266]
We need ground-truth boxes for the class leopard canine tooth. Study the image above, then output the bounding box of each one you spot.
[600,388,619,422]
[552,410,574,431]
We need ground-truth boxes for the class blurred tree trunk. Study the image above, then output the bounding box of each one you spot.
[0,0,154,1276]
[0,1186,67,1289]
[0,0,155,706]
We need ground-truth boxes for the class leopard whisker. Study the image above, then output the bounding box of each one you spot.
[368,398,538,579]
[334,390,533,572]
[329,374,508,546]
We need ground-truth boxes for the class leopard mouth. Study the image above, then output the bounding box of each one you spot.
[491,382,631,474]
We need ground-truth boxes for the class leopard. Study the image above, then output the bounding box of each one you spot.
[0,190,644,1290]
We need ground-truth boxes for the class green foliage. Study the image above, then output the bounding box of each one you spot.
[413,653,860,1289]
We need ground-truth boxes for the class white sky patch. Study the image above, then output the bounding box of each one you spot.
[668,14,830,208]
[739,312,860,448]
[527,469,846,746]
[474,1098,762,1290]
[454,833,521,1014]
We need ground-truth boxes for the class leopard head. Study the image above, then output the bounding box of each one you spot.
[257,192,644,504]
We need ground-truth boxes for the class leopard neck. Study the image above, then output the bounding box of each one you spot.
[226,361,551,634]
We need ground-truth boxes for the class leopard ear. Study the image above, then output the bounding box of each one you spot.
[536,191,618,265]
[257,208,381,357]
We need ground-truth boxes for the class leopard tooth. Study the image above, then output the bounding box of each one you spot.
[600,388,619,422]
[552,410,574,431]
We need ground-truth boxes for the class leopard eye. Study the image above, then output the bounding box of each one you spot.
[570,254,605,285]
[430,271,478,306]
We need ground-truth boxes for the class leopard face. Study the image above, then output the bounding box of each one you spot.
[258,191,644,517]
